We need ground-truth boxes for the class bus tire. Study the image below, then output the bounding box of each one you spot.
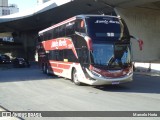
[72,68,81,86]
[46,65,50,75]
[46,65,53,76]
[42,64,47,74]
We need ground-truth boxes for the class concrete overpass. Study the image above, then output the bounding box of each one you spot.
[0,0,160,62]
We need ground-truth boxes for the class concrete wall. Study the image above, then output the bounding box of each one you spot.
[19,31,38,61]
[115,7,160,62]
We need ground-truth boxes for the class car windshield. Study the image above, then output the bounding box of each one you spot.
[90,44,131,69]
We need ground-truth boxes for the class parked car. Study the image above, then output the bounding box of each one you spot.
[0,55,11,64]
[12,58,30,68]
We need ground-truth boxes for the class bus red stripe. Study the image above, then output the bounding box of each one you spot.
[58,64,71,69]
[50,63,71,70]
[49,60,73,65]
[52,68,63,73]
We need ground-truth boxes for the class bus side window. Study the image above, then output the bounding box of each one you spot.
[77,48,89,64]
[48,30,52,40]
[57,50,63,61]
[38,35,42,42]
[49,50,56,60]
[43,33,47,41]
[66,22,75,36]
[54,27,59,38]
[81,48,89,64]
[63,49,77,62]
[59,25,66,37]
[42,34,44,41]
[44,32,51,41]
[49,50,63,61]
[52,29,54,39]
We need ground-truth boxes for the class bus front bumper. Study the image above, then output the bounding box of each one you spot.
[85,69,133,85]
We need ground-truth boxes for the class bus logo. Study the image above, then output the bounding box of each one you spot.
[51,39,67,48]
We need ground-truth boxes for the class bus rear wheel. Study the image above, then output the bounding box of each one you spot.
[42,64,49,75]
[42,64,46,74]
[46,66,50,75]
[72,69,81,85]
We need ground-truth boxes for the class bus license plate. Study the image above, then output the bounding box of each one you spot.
[112,82,120,85]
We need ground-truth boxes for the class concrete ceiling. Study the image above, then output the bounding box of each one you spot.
[97,0,160,8]
[137,1,160,10]
[0,0,160,33]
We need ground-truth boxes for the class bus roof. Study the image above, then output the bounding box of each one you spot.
[76,14,119,19]
[39,14,119,35]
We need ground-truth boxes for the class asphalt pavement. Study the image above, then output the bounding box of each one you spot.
[0,64,160,120]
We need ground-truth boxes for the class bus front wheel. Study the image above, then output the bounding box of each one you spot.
[72,69,81,86]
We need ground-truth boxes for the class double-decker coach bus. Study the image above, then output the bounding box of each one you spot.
[37,15,133,85]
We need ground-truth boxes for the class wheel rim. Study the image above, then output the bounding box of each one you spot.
[43,65,46,72]
[46,67,49,74]
[73,70,79,83]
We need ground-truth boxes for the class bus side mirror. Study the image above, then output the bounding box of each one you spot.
[137,39,144,51]
[130,35,144,51]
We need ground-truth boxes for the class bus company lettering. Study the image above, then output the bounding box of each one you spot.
[95,20,120,24]
[51,40,67,48]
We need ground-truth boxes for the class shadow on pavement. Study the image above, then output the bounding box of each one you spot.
[1,64,160,94]
[0,64,58,83]
[94,74,160,94]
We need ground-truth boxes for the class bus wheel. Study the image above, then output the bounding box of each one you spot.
[42,64,47,74]
[72,69,81,85]
[46,66,51,75]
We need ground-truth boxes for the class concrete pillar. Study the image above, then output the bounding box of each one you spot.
[13,31,38,61]
[115,7,160,62]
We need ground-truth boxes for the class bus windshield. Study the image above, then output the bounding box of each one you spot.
[86,16,122,41]
[90,44,131,69]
